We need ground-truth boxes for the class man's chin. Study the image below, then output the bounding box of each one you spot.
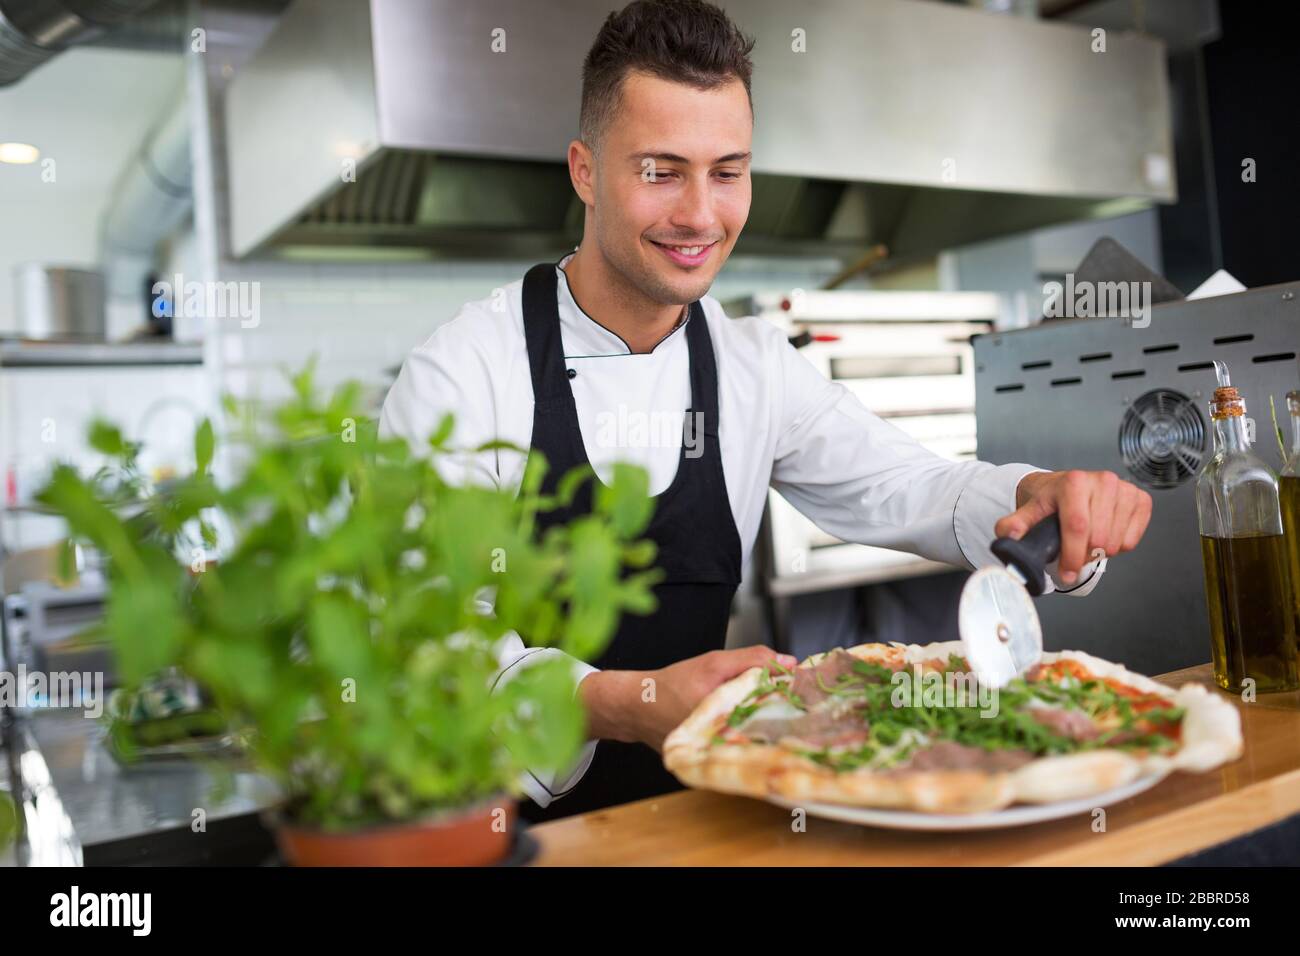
[598,239,721,306]
[642,267,717,306]
[666,279,714,305]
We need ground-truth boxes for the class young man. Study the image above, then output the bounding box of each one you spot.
[379,0,1153,821]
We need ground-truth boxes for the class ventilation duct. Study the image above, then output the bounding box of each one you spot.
[225,0,1177,262]
[0,0,163,86]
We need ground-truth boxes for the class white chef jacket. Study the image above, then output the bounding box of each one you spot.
[378,253,1106,808]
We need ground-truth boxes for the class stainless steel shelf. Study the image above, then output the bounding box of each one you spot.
[766,556,954,598]
[0,340,203,368]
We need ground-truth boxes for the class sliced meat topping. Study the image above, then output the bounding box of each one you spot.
[1029,705,1100,741]
[1100,729,1143,746]
[891,741,1034,774]
[789,649,875,708]
[742,707,870,749]
[1103,717,1182,745]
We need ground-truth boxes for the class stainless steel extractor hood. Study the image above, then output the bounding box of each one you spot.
[225,0,1176,262]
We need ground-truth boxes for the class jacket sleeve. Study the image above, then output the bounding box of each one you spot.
[491,632,600,809]
[769,341,1106,595]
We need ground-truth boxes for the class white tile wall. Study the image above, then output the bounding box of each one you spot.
[0,363,213,551]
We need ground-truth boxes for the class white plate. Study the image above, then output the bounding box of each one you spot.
[766,770,1169,831]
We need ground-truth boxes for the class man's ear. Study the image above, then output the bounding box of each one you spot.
[568,139,596,207]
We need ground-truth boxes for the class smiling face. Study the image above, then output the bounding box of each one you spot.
[574,70,752,306]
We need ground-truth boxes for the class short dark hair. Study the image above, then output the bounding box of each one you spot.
[580,0,755,151]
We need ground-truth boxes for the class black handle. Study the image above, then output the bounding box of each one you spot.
[990,514,1062,597]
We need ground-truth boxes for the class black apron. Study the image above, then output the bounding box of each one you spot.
[517,262,742,823]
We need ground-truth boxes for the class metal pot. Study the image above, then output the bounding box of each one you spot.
[13,264,107,341]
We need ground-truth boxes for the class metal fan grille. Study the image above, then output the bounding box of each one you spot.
[1119,388,1206,489]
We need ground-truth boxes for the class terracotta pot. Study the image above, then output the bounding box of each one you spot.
[272,797,515,867]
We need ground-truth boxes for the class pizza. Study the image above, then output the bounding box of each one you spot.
[663,641,1243,814]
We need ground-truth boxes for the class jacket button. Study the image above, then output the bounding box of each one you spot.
[567,368,577,379]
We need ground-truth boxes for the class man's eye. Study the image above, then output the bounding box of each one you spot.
[715,171,742,181]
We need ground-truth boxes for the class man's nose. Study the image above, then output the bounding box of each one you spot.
[669,174,719,237]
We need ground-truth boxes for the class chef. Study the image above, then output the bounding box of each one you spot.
[379,0,1153,822]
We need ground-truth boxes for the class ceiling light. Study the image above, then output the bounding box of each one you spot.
[0,143,40,165]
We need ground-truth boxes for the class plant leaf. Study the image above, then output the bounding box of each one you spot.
[194,418,215,474]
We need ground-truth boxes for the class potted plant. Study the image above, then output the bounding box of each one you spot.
[38,367,659,866]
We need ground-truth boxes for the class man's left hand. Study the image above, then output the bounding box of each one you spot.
[996,470,1153,584]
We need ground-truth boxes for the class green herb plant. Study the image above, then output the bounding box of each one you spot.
[38,368,660,829]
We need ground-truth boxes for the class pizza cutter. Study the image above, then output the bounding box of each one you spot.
[957,514,1062,688]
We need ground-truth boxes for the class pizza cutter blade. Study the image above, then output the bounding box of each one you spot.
[958,514,1062,688]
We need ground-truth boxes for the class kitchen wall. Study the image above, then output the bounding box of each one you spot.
[0,362,211,551]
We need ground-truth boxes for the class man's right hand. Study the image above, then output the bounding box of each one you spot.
[579,646,797,752]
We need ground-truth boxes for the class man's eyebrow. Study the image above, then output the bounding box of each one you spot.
[630,151,752,165]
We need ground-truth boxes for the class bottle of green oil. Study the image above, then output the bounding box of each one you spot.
[1280,390,1300,655]
[1194,363,1299,693]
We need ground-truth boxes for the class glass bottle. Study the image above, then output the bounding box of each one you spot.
[1194,363,1299,693]
[1279,390,1300,659]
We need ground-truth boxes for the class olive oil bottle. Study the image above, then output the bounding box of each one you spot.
[1280,390,1300,650]
[1194,366,1299,693]
[1200,534,1298,692]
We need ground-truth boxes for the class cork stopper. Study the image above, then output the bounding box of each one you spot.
[1288,390,1300,417]
[1209,386,1245,420]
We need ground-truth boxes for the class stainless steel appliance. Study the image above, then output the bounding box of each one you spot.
[974,281,1300,676]
[0,577,111,724]
[12,265,107,341]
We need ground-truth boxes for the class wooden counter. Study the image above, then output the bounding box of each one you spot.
[531,663,1300,866]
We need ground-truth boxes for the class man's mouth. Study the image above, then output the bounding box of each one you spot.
[650,240,717,268]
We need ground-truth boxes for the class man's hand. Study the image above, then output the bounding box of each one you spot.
[997,470,1153,584]
[578,646,797,752]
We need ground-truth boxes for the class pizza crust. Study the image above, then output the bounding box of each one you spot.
[1009,751,1141,804]
[663,641,1244,814]
[771,763,1017,813]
